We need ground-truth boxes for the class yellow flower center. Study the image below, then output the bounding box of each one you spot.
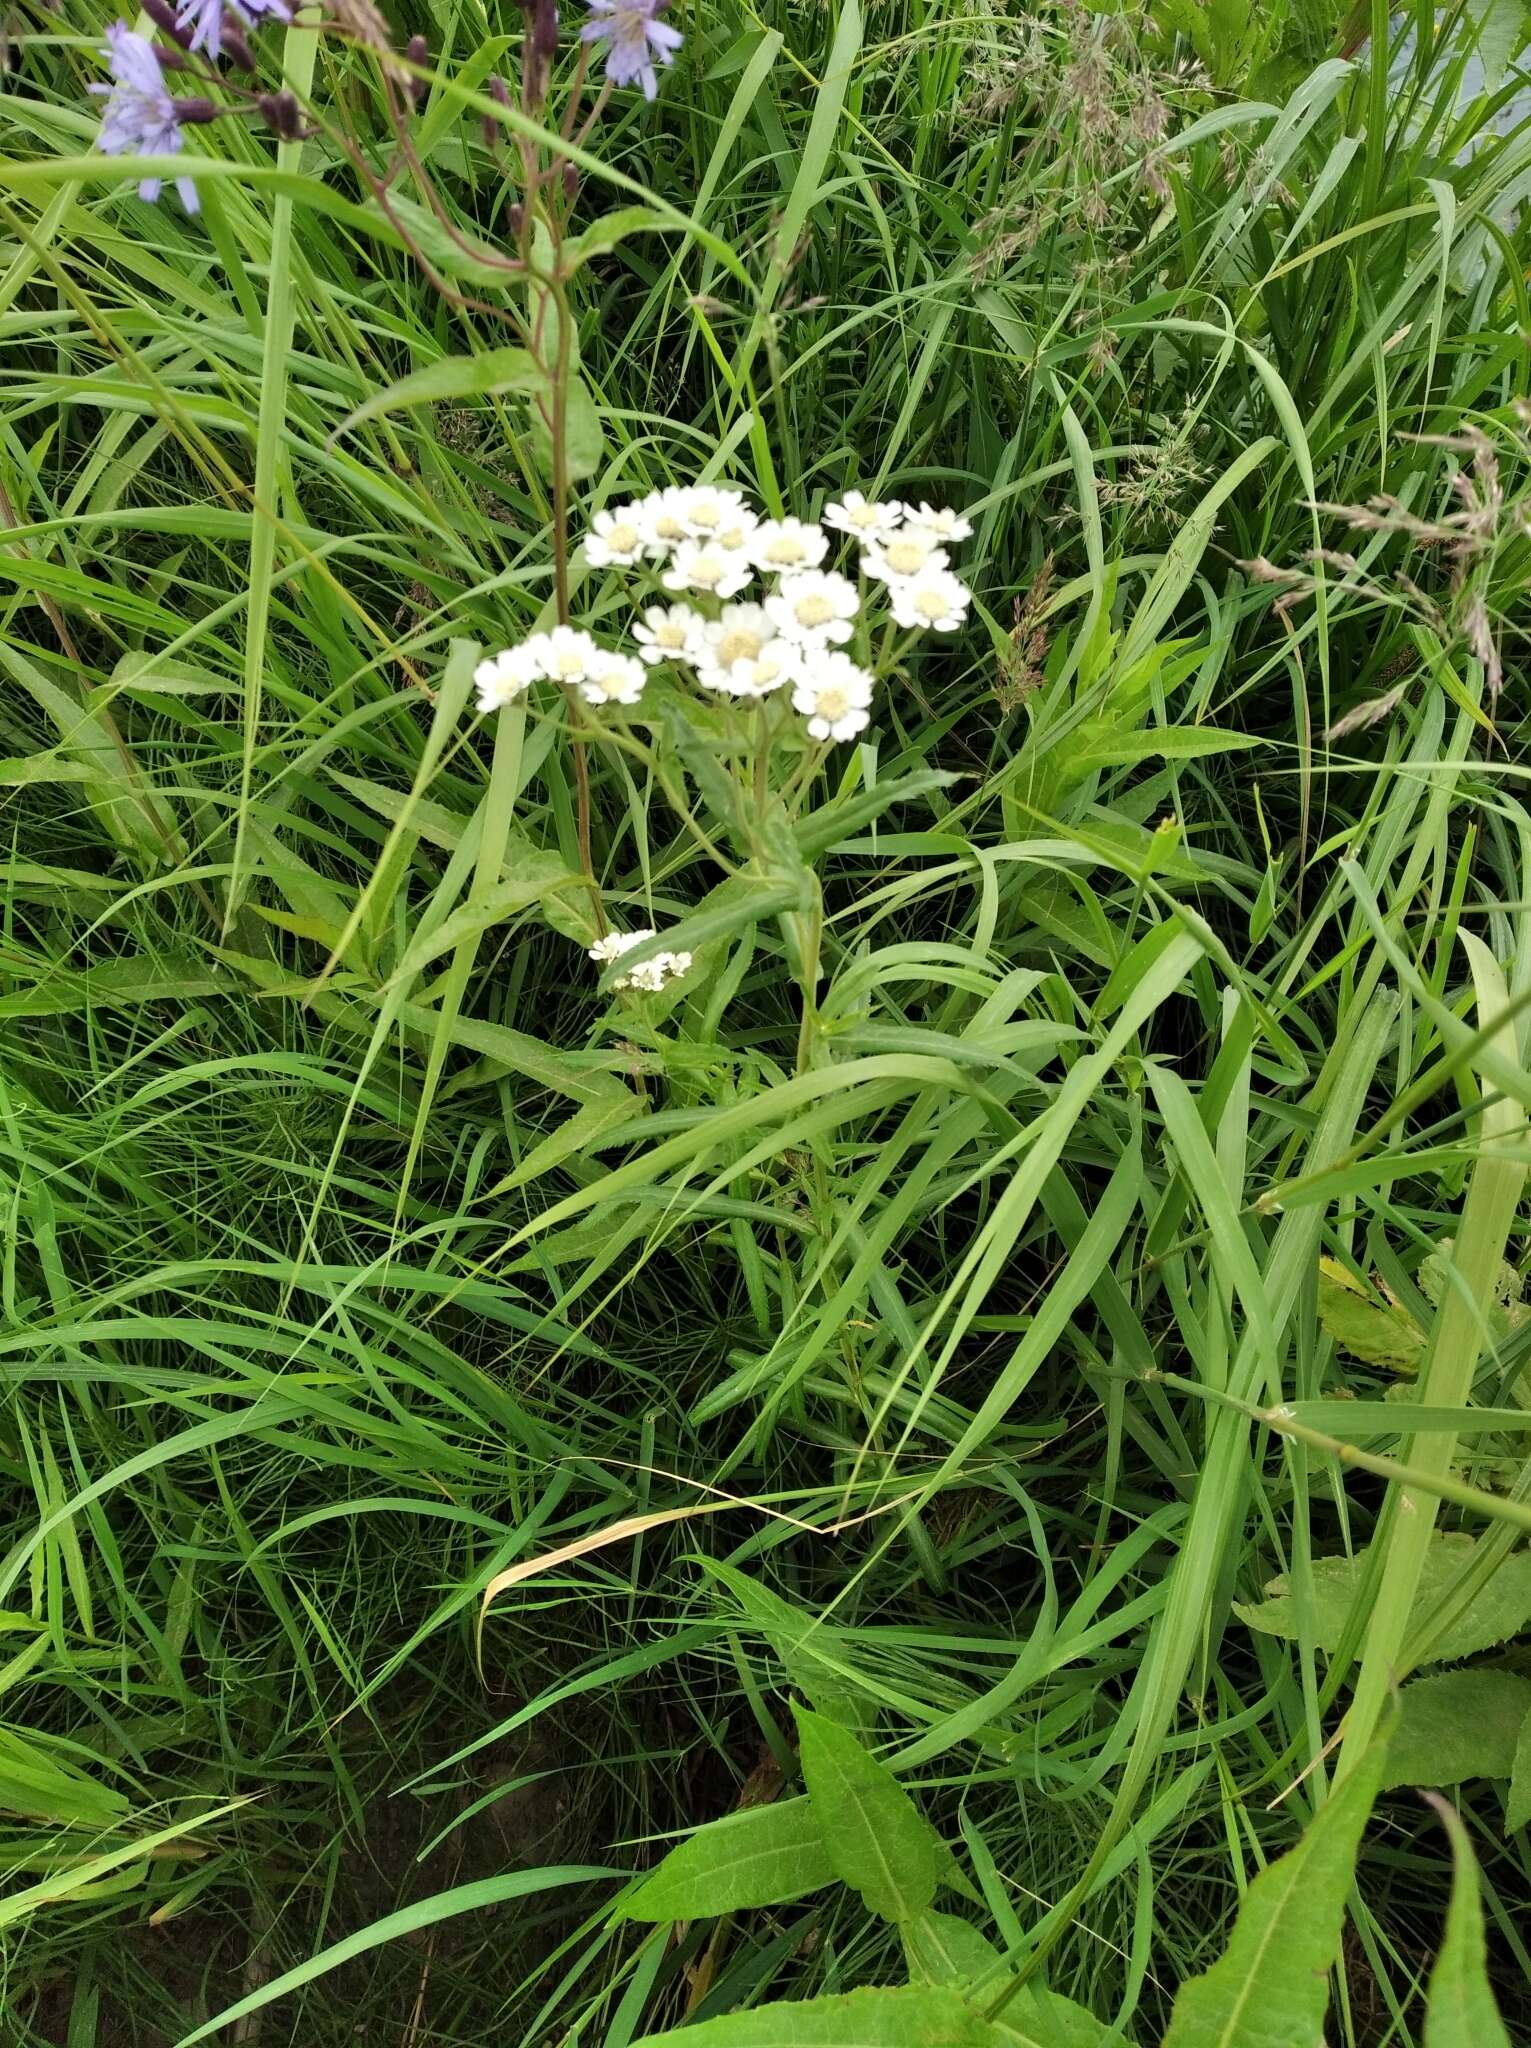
[764,536,807,564]
[883,538,927,575]
[797,594,833,626]
[606,521,640,553]
[817,687,849,720]
[717,625,765,665]
[915,587,948,620]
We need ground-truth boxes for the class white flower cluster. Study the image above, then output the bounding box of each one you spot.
[473,485,974,741]
[588,925,692,993]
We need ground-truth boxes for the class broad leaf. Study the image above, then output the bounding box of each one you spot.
[795,1706,938,1922]
[1236,1533,1531,1666]
[1317,1258,1426,1371]
[1161,1735,1387,2048]
[1505,1703,1531,1834]
[1384,1670,1531,1790]
[902,1908,1004,1986]
[1422,1793,1511,2046]
[628,1985,1000,2048]
[333,346,543,437]
[563,204,672,270]
[619,1797,835,1921]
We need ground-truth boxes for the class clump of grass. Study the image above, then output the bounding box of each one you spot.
[1,1,1529,2043]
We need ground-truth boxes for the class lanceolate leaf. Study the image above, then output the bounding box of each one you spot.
[1421,1794,1511,2048]
[794,1705,939,1922]
[333,345,544,437]
[628,1985,1000,2048]
[618,1797,836,1921]
[1161,1736,1388,2048]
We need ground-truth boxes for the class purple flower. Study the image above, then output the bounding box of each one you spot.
[580,0,681,100]
[175,0,291,58]
[91,22,199,212]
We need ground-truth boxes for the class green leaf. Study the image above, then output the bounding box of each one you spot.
[563,205,672,271]
[618,1797,837,1921]
[0,1724,130,1829]
[794,1705,938,1922]
[902,1908,1004,1986]
[628,1985,999,2048]
[1160,1735,1388,2048]
[990,1991,1129,2048]
[1422,1793,1512,2047]
[529,371,605,484]
[1417,1238,1530,1352]
[332,346,544,438]
[1506,1704,1531,1833]
[1384,1670,1531,1791]
[1317,1259,1427,1371]
[1236,1533,1531,1665]
[383,196,517,288]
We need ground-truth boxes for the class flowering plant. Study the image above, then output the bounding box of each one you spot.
[472,485,973,1014]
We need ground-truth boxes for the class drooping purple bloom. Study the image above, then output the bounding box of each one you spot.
[175,0,291,59]
[580,0,682,100]
[91,22,199,212]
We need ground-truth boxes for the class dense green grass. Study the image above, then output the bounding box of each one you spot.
[1,0,1530,2041]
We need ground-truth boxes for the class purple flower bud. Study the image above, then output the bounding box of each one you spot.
[562,162,579,202]
[404,33,429,106]
[220,20,254,67]
[175,95,221,122]
[141,0,195,51]
[255,88,307,140]
[507,201,526,235]
[482,75,511,151]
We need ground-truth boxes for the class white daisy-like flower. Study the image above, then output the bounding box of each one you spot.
[579,649,647,706]
[620,948,693,993]
[662,540,754,599]
[710,508,760,554]
[823,491,904,544]
[862,529,950,583]
[536,626,603,686]
[888,565,972,633]
[584,503,650,567]
[765,569,859,645]
[671,484,753,539]
[903,501,973,544]
[727,640,796,698]
[633,603,706,667]
[635,489,690,554]
[750,517,830,575]
[697,603,772,676]
[792,649,875,742]
[589,926,655,965]
[473,641,541,713]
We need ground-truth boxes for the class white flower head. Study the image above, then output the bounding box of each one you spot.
[766,569,859,645]
[473,641,541,712]
[750,517,830,575]
[727,639,797,699]
[888,565,972,634]
[823,491,904,543]
[903,501,973,544]
[633,602,706,666]
[620,948,693,993]
[585,502,649,567]
[588,927,692,993]
[662,540,754,599]
[579,649,647,706]
[672,484,753,539]
[589,926,655,965]
[635,488,690,554]
[536,626,603,685]
[697,603,772,678]
[792,649,875,742]
[862,529,950,583]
